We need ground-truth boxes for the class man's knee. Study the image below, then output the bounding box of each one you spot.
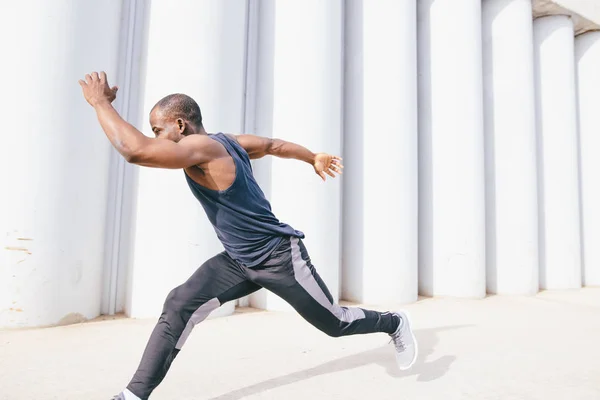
[162,287,186,316]
[321,322,344,338]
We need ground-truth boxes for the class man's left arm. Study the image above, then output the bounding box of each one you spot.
[235,134,343,181]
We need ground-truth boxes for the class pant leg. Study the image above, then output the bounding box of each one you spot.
[245,237,399,337]
[127,252,260,399]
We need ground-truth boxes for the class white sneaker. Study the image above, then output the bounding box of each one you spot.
[389,311,418,370]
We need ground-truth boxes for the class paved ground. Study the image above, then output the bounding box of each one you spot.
[1,288,599,400]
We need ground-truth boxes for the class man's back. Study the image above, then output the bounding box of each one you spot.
[184,133,304,267]
[182,133,237,191]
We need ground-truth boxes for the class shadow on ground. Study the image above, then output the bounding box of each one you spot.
[208,325,469,400]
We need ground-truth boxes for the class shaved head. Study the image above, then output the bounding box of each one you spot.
[152,93,203,128]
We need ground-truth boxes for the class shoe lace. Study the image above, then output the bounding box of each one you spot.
[389,331,405,352]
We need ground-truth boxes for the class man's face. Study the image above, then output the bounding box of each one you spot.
[149,108,183,143]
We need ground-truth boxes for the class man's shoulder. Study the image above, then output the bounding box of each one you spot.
[179,133,216,147]
[179,134,226,159]
[184,132,239,143]
[222,133,240,143]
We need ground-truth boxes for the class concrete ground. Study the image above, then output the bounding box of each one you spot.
[1,289,599,400]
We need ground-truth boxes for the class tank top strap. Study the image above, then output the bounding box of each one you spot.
[210,133,251,167]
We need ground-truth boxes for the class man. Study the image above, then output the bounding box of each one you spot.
[79,72,417,400]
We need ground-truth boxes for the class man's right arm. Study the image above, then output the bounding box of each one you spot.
[79,71,217,169]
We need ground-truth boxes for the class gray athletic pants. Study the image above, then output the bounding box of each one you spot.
[127,237,399,399]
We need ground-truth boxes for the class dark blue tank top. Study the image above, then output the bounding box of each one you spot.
[184,133,304,267]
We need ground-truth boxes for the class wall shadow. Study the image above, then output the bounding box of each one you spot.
[417,0,434,296]
[340,0,365,302]
[533,17,547,289]
[573,33,597,285]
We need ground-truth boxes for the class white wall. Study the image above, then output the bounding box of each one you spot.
[533,16,582,289]
[102,0,148,317]
[418,0,486,298]
[126,0,248,318]
[3,0,599,329]
[483,0,539,295]
[0,0,124,327]
[575,31,600,287]
[250,0,344,311]
[342,0,418,304]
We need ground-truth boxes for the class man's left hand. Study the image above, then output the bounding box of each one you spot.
[78,71,119,107]
[313,153,343,181]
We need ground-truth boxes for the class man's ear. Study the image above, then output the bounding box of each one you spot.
[177,118,186,134]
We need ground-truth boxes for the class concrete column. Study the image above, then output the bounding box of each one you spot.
[533,16,582,289]
[342,0,418,304]
[575,31,600,287]
[251,0,343,310]
[482,0,539,295]
[127,0,248,318]
[0,0,124,328]
[418,0,486,298]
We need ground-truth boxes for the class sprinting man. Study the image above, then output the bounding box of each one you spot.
[78,72,417,400]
